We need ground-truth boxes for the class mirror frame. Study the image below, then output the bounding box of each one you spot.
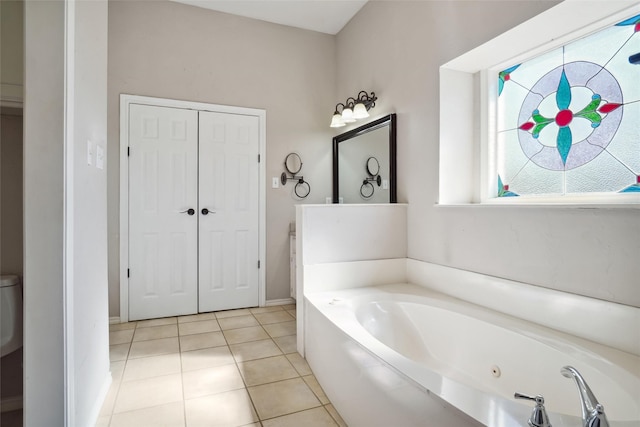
[332,113,397,203]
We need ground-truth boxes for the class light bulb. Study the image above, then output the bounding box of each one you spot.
[341,107,355,123]
[352,103,369,119]
[330,113,345,128]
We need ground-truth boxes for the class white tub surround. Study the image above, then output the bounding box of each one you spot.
[305,292,484,427]
[296,205,640,426]
[295,204,408,355]
[406,260,640,357]
[305,281,640,427]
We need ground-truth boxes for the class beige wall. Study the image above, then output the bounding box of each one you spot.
[0,0,24,106]
[24,1,66,422]
[1,111,23,276]
[336,1,640,308]
[0,1,25,276]
[108,1,336,316]
[108,0,640,315]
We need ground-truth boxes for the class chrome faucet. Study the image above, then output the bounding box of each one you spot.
[561,366,609,427]
[514,392,552,427]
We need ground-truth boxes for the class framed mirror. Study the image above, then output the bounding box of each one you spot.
[332,114,397,203]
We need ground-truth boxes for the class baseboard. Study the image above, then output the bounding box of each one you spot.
[109,300,295,321]
[265,298,295,306]
[0,395,23,413]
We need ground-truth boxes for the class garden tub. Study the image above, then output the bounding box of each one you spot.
[304,284,640,427]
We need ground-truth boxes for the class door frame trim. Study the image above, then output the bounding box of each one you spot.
[119,94,267,323]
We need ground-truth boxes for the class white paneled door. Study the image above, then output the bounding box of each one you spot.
[129,104,199,320]
[198,112,260,312]
[128,104,260,321]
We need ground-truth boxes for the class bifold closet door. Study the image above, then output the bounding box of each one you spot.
[129,104,199,321]
[198,111,260,312]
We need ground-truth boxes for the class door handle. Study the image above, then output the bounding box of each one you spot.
[201,208,216,215]
[180,208,195,216]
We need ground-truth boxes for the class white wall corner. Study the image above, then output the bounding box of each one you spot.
[296,204,408,356]
[85,372,112,427]
[438,68,475,205]
[295,205,305,356]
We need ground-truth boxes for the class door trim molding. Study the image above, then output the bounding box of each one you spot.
[119,94,267,323]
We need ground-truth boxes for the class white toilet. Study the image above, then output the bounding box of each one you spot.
[1,275,23,357]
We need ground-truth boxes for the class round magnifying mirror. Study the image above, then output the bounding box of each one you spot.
[284,153,303,175]
[366,157,380,177]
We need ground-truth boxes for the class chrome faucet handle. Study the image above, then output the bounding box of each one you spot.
[515,393,552,427]
[561,366,609,427]
[586,404,608,427]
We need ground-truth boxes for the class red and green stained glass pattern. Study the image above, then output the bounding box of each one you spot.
[498,175,519,197]
[496,13,640,197]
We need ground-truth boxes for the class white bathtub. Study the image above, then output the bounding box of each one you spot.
[304,284,640,427]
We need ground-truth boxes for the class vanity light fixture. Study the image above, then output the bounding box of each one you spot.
[330,91,377,128]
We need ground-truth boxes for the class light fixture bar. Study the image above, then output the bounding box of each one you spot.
[330,91,377,128]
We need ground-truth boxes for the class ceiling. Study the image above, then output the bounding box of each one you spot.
[171,0,369,35]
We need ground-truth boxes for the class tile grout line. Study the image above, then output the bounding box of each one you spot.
[259,404,333,425]
[180,311,266,426]
[106,321,136,426]
[224,308,301,425]
[236,328,324,424]
[232,312,268,426]
[222,309,267,426]
[107,306,309,427]
[177,317,188,427]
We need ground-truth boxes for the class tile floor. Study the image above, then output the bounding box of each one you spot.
[97,304,347,427]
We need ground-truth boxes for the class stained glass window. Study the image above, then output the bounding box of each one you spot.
[496,14,640,198]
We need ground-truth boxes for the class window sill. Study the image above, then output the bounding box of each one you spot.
[435,198,640,209]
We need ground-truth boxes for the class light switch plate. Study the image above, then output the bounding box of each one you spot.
[272,177,279,188]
